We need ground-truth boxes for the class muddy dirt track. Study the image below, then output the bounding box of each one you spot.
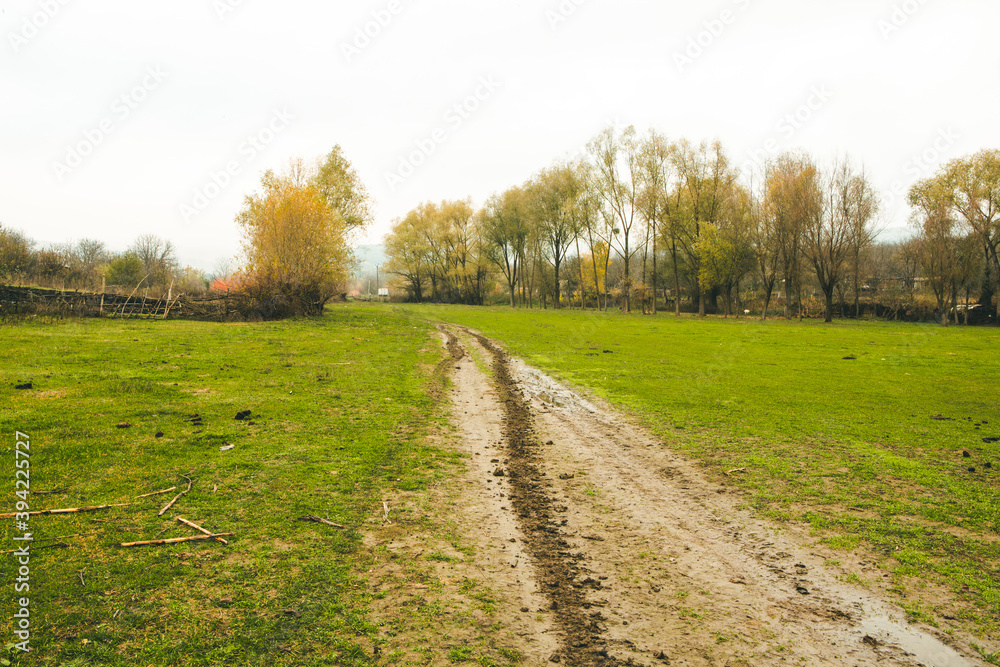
[439,325,986,667]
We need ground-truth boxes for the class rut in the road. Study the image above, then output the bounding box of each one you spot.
[467,330,634,667]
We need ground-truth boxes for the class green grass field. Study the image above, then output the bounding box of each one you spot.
[413,304,1000,640]
[0,305,529,667]
[4,303,1000,664]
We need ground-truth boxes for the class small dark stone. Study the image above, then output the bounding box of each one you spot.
[968,467,976,473]
[796,586,810,595]
[963,451,971,458]
[985,462,992,469]
[520,606,530,613]
[492,468,506,477]
[235,410,252,421]
[155,431,164,438]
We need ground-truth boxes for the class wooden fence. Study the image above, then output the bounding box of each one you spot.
[0,286,241,321]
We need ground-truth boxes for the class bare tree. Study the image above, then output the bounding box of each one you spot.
[130,234,178,287]
[588,126,642,312]
[803,157,877,323]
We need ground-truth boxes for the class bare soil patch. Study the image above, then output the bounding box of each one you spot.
[441,326,988,666]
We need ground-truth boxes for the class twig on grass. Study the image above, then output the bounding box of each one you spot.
[297,515,347,529]
[382,501,390,523]
[136,486,177,499]
[1,541,70,555]
[0,503,131,519]
[723,468,748,477]
[177,517,228,545]
[120,533,234,548]
[157,475,194,517]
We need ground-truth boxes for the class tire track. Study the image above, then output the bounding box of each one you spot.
[465,329,632,667]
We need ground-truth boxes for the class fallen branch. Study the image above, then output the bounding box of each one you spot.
[723,468,748,477]
[0,503,131,519]
[120,533,234,548]
[297,515,346,529]
[177,516,228,545]
[136,486,177,499]
[1,541,70,555]
[382,501,390,523]
[157,475,194,517]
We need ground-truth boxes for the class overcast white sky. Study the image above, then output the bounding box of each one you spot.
[2,0,996,271]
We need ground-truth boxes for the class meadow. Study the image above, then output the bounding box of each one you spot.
[413,304,1000,643]
[0,306,525,666]
[3,303,1000,665]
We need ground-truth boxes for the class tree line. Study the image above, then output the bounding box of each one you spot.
[384,126,999,325]
[0,145,372,320]
[0,229,207,295]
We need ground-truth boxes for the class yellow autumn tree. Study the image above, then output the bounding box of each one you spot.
[236,153,370,318]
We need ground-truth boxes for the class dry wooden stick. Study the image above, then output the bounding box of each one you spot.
[382,501,390,523]
[177,517,228,545]
[1,541,70,555]
[120,533,234,548]
[0,503,131,519]
[297,515,346,529]
[157,475,194,517]
[136,486,177,499]
[723,468,748,477]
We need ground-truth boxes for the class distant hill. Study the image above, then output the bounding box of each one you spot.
[352,244,387,277]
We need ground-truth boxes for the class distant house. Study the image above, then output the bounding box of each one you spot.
[210,277,238,292]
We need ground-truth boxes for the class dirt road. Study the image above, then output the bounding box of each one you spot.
[441,325,984,667]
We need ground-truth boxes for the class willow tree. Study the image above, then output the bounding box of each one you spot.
[482,186,529,307]
[236,153,369,317]
[588,126,641,312]
[909,179,980,325]
[526,162,587,308]
[939,150,1000,318]
[803,157,877,323]
[671,139,735,316]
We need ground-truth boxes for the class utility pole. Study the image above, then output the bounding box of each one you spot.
[375,264,380,297]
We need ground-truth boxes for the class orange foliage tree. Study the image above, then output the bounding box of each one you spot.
[235,150,371,318]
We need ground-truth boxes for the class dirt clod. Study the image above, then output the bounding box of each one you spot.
[235,410,252,421]
[14,382,33,390]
